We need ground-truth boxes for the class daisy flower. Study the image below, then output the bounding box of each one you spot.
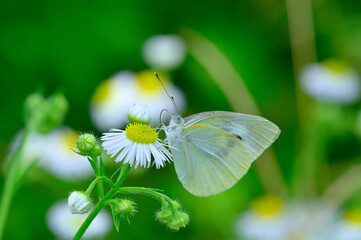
[90,70,186,130]
[334,208,361,240]
[101,105,172,168]
[46,200,111,240]
[300,59,361,105]
[235,195,290,240]
[142,34,186,70]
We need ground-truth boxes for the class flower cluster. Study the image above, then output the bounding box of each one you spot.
[60,104,187,239]
[24,93,68,133]
[156,200,190,231]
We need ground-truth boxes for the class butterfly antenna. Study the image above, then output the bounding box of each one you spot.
[154,72,178,112]
[159,108,173,124]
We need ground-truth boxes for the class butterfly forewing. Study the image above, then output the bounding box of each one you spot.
[184,111,280,162]
[170,124,251,197]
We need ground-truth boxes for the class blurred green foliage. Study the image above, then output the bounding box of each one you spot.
[1,0,361,239]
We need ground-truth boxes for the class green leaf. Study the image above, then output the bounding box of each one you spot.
[87,157,99,176]
[99,156,105,176]
[111,206,121,232]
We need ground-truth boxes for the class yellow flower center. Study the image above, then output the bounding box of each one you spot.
[344,208,361,224]
[136,70,165,96]
[125,123,158,144]
[323,59,350,73]
[61,130,79,155]
[251,195,283,218]
[92,79,111,104]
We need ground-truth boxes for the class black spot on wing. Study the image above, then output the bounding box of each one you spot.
[234,134,242,140]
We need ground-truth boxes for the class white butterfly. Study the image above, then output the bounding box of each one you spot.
[165,111,280,197]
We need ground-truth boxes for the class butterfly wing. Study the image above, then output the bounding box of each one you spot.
[170,124,251,197]
[184,111,280,162]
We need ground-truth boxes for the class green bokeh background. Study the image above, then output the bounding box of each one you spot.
[1,0,361,239]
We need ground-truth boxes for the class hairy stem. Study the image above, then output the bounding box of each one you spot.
[72,165,131,240]
[85,176,115,195]
[94,156,104,199]
[118,187,177,214]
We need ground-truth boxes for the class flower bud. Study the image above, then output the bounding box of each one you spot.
[90,144,102,157]
[24,93,68,134]
[76,134,96,154]
[128,105,151,124]
[170,200,181,211]
[167,211,189,231]
[156,208,172,224]
[44,94,68,123]
[68,191,92,214]
[38,94,68,134]
[24,93,45,118]
[24,93,45,129]
[114,199,136,217]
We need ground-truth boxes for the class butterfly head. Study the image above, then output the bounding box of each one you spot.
[165,115,185,142]
[172,115,184,125]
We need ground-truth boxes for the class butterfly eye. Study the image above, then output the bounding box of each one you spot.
[174,116,182,124]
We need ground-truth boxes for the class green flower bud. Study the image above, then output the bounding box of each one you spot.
[24,93,68,134]
[128,105,151,124]
[76,134,96,154]
[156,208,172,224]
[68,191,92,214]
[90,144,102,157]
[24,93,45,129]
[24,93,44,117]
[114,199,136,216]
[167,211,189,231]
[45,94,68,121]
[38,94,68,134]
[170,200,181,211]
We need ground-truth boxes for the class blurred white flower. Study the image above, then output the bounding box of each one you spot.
[134,70,186,124]
[286,201,337,240]
[10,130,46,167]
[10,127,93,181]
[41,127,94,181]
[334,208,361,240]
[300,59,361,105]
[46,200,111,240]
[142,34,186,70]
[90,70,186,131]
[235,195,290,240]
[90,71,136,131]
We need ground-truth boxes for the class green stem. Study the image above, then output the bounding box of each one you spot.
[118,187,177,215]
[85,176,115,195]
[72,165,131,240]
[0,127,31,240]
[93,157,104,199]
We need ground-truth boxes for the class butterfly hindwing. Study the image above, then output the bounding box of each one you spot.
[184,111,280,162]
[169,124,251,197]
